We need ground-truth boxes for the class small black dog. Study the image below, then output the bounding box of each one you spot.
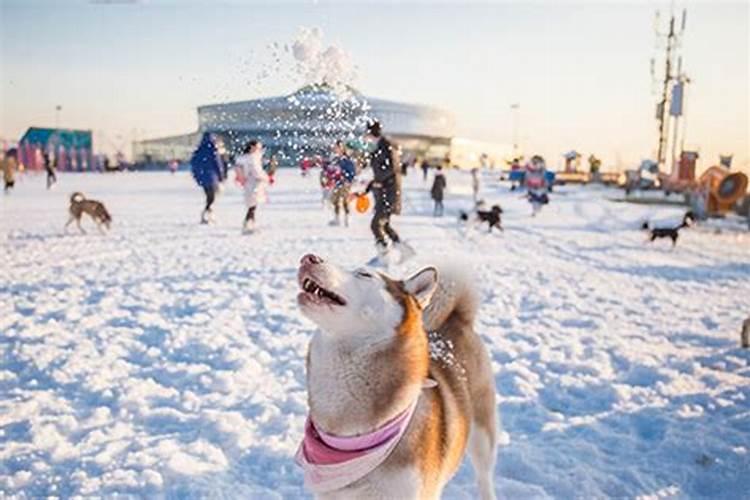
[459,204,504,232]
[642,211,696,246]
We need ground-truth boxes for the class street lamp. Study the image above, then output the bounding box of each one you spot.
[510,103,520,157]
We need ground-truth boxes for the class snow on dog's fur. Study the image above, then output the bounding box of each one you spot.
[297,254,498,499]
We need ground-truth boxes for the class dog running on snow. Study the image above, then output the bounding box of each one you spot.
[641,211,695,246]
[296,254,497,499]
[65,192,112,234]
[459,202,504,233]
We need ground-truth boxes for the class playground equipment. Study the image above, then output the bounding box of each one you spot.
[659,151,699,193]
[563,151,581,172]
[624,160,661,193]
[556,150,590,184]
[508,168,556,189]
[555,171,589,184]
[698,166,748,216]
[599,172,622,186]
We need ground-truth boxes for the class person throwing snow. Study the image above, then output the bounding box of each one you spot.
[361,120,415,266]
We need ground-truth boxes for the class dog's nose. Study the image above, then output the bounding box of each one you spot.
[301,254,323,265]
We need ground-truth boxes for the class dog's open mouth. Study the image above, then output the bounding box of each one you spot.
[300,277,347,306]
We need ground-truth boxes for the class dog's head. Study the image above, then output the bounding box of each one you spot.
[70,192,85,205]
[491,205,503,214]
[297,254,438,340]
[683,211,696,226]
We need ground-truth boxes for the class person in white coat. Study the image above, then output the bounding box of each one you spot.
[234,140,268,233]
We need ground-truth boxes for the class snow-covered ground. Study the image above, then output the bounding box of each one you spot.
[1,169,749,498]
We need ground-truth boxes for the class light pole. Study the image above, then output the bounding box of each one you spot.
[510,103,520,158]
[55,105,62,129]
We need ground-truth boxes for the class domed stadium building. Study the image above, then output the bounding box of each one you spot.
[134,84,509,168]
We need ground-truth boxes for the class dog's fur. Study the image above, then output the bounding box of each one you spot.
[459,203,504,233]
[66,192,112,234]
[297,255,497,499]
[641,211,695,246]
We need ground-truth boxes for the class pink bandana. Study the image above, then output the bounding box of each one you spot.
[296,399,419,493]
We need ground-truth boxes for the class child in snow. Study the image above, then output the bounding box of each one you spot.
[431,165,447,217]
[525,155,549,217]
[234,140,268,233]
[328,141,356,227]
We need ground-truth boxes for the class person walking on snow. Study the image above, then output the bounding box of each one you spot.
[267,154,279,185]
[43,150,57,190]
[431,165,447,217]
[421,158,430,182]
[234,139,268,234]
[320,157,338,208]
[525,155,549,217]
[471,167,481,204]
[2,148,18,194]
[472,154,487,203]
[328,140,356,227]
[361,120,415,266]
[190,133,226,224]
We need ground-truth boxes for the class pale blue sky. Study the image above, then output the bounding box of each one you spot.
[1,0,747,171]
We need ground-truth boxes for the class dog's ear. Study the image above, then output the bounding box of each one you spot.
[404,267,438,308]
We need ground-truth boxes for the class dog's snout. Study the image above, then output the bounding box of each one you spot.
[301,254,323,265]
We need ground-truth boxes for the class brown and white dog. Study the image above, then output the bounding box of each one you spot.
[65,192,112,234]
[296,254,497,499]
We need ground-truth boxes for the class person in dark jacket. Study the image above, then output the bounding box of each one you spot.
[2,148,18,193]
[421,159,430,182]
[362,120,415,265]
[431,165,447,217]
[190,133,226,224]
[44,151,58,190]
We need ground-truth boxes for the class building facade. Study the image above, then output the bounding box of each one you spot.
[133,84,457,166]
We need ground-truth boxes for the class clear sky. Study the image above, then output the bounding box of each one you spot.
[1,0,747,172]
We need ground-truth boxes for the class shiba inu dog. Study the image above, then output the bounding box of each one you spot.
[296,254,497,499]
[66,192,112,234]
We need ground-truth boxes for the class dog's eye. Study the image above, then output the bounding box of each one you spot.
[355,270,373,279]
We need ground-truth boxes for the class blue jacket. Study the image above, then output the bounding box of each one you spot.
[338,156,356,183]
[191,133,225,189]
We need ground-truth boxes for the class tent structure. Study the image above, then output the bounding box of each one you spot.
[20,127,93,150]
[17,127,94,171]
